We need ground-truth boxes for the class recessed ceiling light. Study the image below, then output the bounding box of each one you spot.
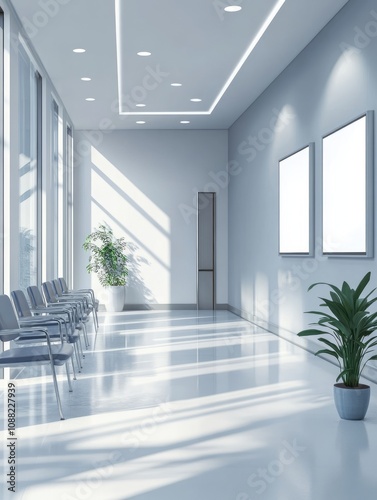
[73,48,86,53]
[136,104,146,107]
[171,83,182,87]
[137,51,151,57]
[180,121,190,124]
[136,120,146,124]
[190,98,202,102]
[81,77,91,81]
[85,97,95,101]
[224,5,242,12]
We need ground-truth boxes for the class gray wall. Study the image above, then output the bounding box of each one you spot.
[228,0,377,343]
[74,129,228,307]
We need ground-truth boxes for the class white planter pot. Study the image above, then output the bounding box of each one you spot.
[106,286,125,312]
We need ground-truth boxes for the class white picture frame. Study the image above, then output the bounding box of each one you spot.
[278,143,314,256]
[322,111,374,257]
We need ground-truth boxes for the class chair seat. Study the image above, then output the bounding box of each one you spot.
[0,343,74,366]
[18,320,64,342]
[16,332,61,342]
[16,331,80,344]
[19,318,81,342]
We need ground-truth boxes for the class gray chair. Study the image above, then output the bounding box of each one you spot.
[0,295,73,420]
[27,285,75,324]
[42,281,90,348]
[58,277,99,330]
[52,278,98,333]
[27,285,88,354]
[11,289,82,373]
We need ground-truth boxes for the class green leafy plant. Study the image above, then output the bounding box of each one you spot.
[298,272,377,387]
[83,223,128,287]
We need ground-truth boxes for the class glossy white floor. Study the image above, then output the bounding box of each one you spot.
[1,310,377,500]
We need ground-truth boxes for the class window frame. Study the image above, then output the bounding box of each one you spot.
[18,40,43,291]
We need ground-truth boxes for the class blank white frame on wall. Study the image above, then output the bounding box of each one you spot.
[322,111,374,257]
[278,143,314,256]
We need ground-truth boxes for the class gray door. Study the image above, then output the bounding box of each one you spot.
[197,192,215,309]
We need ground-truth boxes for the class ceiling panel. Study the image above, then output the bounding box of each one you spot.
[10,0,350,130]
[118,0,279,114]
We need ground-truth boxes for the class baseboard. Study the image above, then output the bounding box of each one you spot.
[99,303,228,312]
[123,303,197,311]
[215,303,229,310]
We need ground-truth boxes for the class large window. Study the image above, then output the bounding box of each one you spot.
[18,43,42,291]
[0,10,4,293]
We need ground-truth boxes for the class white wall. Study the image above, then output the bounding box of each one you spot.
[228,0,377,342]
[73,129,228,307]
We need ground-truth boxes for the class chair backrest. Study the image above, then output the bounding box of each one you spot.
[11,290,33,318]
[0,295,20,330]
[59,277,68,293]
[27,285,46,308]
[52,279,64,296]
[42,281,58,304]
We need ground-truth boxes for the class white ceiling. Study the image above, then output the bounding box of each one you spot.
[11,0,350,130]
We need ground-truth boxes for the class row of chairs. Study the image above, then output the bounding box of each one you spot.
[0,278,99,420]
[16,284,88,373]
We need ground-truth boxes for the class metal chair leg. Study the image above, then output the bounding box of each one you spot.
[79,339,85,361]
[65,364,73,393]
[74,343,82,372]
[82,321,89,348]
[71,356,77,380]
[94,308,99,331]
[50,361,65,420]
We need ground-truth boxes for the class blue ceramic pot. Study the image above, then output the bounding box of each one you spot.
[333,383,370,420]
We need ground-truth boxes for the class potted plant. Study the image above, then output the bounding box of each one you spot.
[298,272,377,420]
[83,223,128,312]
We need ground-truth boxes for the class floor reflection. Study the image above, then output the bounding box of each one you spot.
[1,310,376,499]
